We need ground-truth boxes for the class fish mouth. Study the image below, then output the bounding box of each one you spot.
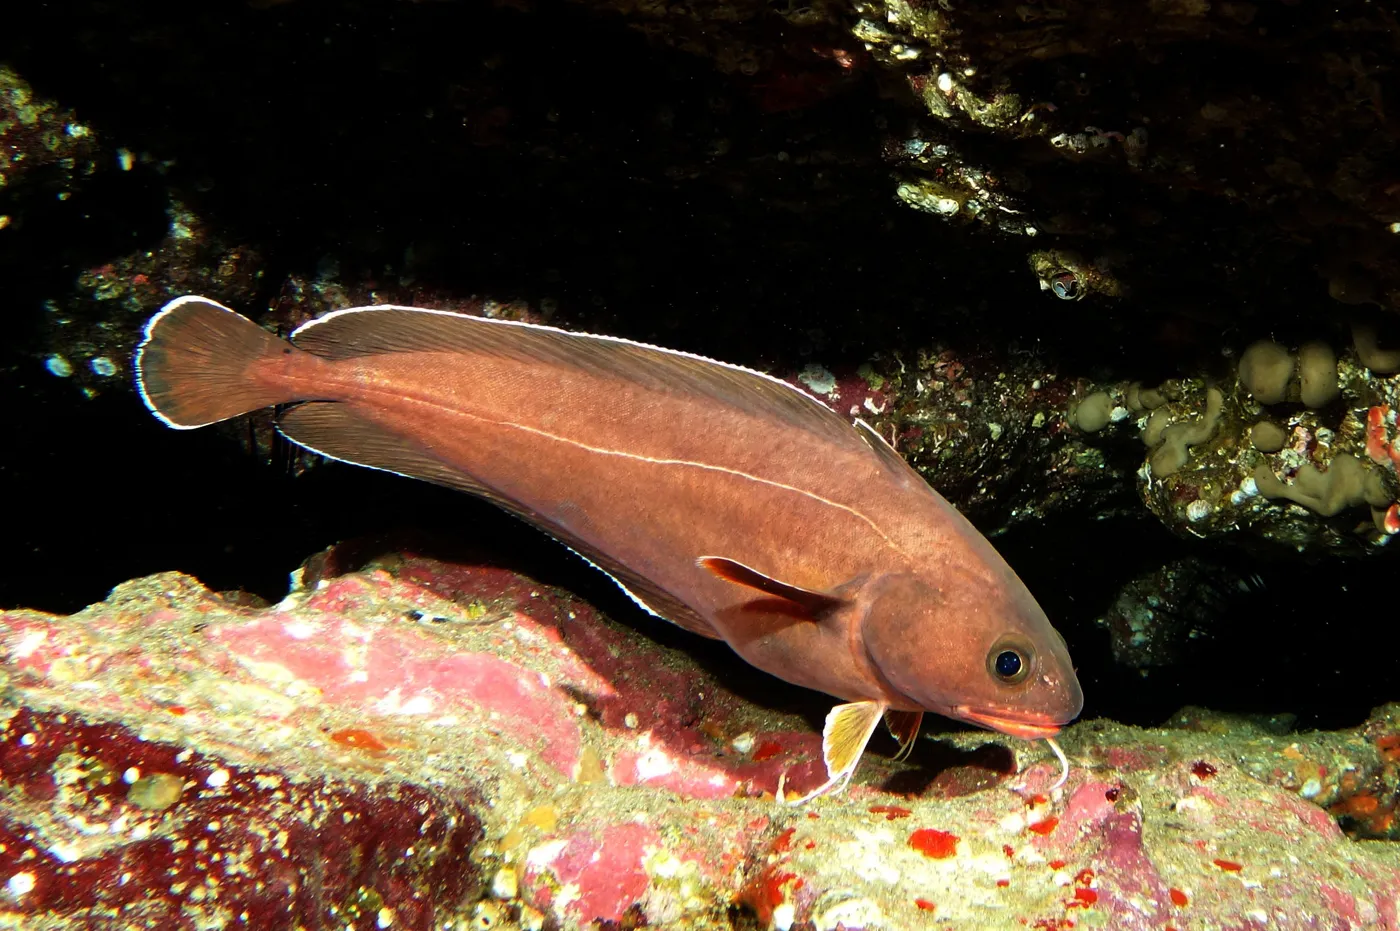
[951,706,1064,740]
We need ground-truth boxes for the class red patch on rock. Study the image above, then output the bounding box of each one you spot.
[330,727,389,753]
[1054,782,1117,842]
[609,744,739,798]
[0,709,480,927]
[908,828,958,859]
[210,613,583,775]
[740,865,805,924]
[526,822,659,924]
[1095,744,1171,771]
[868,805,912,820]
[751,740,784,762]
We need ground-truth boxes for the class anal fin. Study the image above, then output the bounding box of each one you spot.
[783,699,886,805]
[883,709,924,763]
[278,401,720,639]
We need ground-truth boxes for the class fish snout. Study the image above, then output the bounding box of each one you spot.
[950,705,1068,740]
[951,659,1084,739]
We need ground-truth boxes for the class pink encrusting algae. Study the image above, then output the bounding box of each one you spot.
[3,550,1400,929]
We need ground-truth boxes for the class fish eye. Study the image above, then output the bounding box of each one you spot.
[986,637,1034,685]
[995,650,1022,678]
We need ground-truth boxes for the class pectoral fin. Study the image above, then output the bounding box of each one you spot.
[883,709,924,763]
[698,556,846,618]
[782,699,887,805]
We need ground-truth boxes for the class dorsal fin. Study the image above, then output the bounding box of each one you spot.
[277,400,720,639]
[290,306,859,446]
[853,418,918,479]
[697,556,846,618]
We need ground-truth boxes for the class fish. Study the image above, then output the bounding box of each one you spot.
[135,295,1083,801]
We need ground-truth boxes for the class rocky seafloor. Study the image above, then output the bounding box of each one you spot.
[3,545,1399,930]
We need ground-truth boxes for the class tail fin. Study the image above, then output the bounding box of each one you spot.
[135,296,304,429]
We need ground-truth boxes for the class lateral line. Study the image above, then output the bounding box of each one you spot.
[295,363,908,558]
[479,415,908,558]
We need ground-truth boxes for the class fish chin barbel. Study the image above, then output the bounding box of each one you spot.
[135,295,1083,801]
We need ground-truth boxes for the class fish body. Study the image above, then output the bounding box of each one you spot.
[136,296,1082,798]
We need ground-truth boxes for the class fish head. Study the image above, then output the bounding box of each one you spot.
[860,569,1082,739]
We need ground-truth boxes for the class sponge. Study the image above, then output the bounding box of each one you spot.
[1072,391,1114,432]
[1125,382,1167,411]
[1296,342,1340,408]
[1142,408,1172,447]
[1249,421,1288,453]
[1252,453,1391,516]
[1352,322,1400,374]
[1238,340,1294,404]
[1149,387,1224,476]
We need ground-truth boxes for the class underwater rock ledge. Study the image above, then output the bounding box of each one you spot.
[2,548,1398,930]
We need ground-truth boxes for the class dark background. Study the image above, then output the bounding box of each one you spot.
[1,0,1392,731]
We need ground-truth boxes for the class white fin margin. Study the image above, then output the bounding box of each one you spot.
[279,423,671,621]
[133,295,245,431]
[560,544,667,620]
[291,303,838,416]
[852,417,894,448]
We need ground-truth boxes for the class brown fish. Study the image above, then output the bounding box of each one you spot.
[135,295,1083,800]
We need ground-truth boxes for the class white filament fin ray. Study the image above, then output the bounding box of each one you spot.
[1046,736,1069,791]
